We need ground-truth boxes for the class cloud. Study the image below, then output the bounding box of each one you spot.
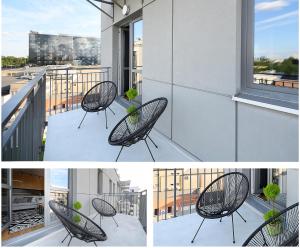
[256,10,298,26]
[255,0,289,11]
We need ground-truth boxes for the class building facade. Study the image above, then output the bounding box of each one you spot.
[29,32,101,66]
[100,0,299,162]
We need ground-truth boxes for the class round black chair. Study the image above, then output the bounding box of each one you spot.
[191,172,249,244]
[92,198,118,227]
[243,202,299,246]
[108,97,168,161]
[78,81,117,129]
[49,200,107,247]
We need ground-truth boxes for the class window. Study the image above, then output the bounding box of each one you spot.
[98,169,103,195]
[109,179,112,194]
[2,169,11,231]
[243,0,298,105]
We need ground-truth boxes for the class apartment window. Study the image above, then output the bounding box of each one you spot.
[98,169,103,195]
[242,0,298,107]
[109,179,112,194]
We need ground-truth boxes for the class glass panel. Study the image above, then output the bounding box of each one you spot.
[271,169,287,207]
[2,169,8,184]
[132,71,142,99]
[50,169,69,221]
[2,188,10,229]
[132,20,143,70]
[253,0,298,89]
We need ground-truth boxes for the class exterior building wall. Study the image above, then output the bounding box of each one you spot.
[72,169,120,216]
[101,0,298,161]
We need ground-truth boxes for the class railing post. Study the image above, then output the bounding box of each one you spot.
[173,169,177,218]
[66,69,69,111]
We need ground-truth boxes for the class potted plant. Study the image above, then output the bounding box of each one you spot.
[125,88,139,124]
[263,183,282,236]
[72,201,82,223]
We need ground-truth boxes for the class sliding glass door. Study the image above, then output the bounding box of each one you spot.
[2,169,12,231]
[120,17,143,103]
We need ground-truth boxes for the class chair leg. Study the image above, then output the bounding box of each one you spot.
[94,241,97,247]
[78,112,87,129]
[105,109,108,129]
[116,146,124,161]
[191,218,205,243]
[148,135,158,149]
[67,236,73,247]
[231,214,235,244]
[236,210,247,222]
[108,106,115,115]
[92,213,99,220]
[61,233,70,243]
[144,139,155,161]
[112,216,119,227]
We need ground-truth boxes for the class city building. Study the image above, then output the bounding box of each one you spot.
[29,31,101,66]
[1,168,147,246]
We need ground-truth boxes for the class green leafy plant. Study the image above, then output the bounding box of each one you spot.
[73,201,82,210]
[126,88,139,124]
[72,201,82,223]
[127,105,137,114]
[72,214,81,223]
[263,183,282,236]
[125,88,138,101]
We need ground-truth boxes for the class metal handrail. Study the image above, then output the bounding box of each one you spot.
[2,68,46,128]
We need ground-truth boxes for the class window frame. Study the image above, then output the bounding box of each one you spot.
[241,0,298,107]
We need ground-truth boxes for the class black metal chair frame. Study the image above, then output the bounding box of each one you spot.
[191,172,249,244]
[243,202,299,246]
[92,198,119,227]
[108,97,168,162]
[78,81,117,129]
[49,200,107,247]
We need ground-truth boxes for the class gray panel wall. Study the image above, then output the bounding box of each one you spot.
[237,103,299,161]
[101,0,298,161]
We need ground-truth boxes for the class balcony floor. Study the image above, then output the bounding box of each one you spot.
[25,214,146,246]
[153,203,264,246]
[44,102,196,161]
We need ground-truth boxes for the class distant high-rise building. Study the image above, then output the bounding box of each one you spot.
[29,31,100,66]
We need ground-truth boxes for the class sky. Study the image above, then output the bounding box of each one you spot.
[49,168,148,191]
[255,0,299,59]
[2,0,101,57]
[117,167,148,191]
[50,169,69,188]
[1,0,298,59]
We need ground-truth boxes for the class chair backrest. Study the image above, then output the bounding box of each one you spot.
[243,203,299,246]
[196,172,249,218]
[82,81,117,110]
[49,200,107,241]
[92,198,117,217]
[108,97,168,146]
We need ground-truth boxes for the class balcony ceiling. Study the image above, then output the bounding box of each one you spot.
[154,203,264,246]
[44,102,196,162]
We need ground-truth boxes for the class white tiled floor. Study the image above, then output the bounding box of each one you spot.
[26,214,146,247]
[44,102,197,161]
[153,203,264,246]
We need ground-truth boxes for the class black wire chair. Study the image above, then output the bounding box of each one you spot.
[92,198,118,227]
[243,202,299,246]
[191,172,249,244]
[49,200,107,247]
[78,81,117,129]
[108,97,168,161]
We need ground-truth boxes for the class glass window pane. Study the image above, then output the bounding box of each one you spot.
[253,0,298,89]
[133,20,143,70]
[2,188,10,228]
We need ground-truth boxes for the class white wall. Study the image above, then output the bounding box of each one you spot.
[287,169,299,206]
